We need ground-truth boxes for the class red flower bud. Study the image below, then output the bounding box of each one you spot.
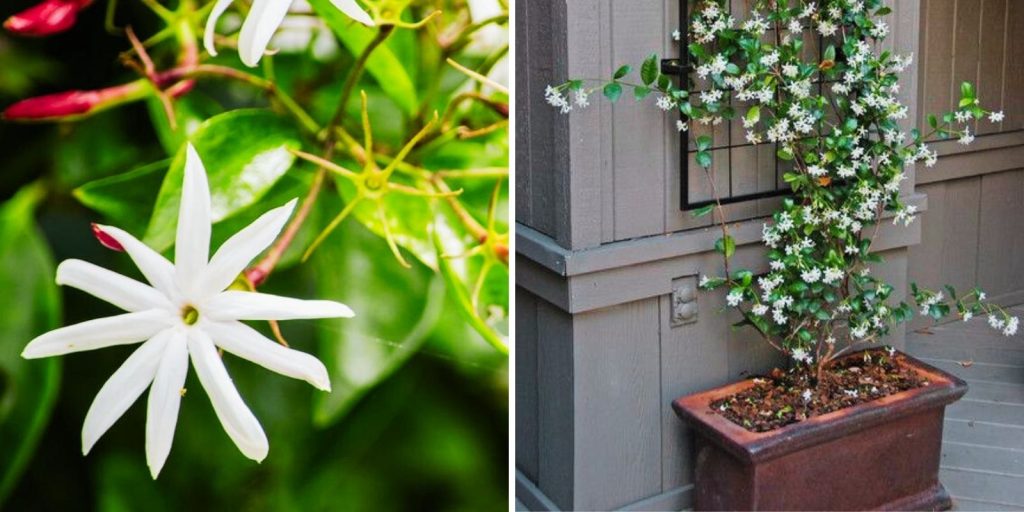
[91,223,125,252]
[4,0,92,37]
[3,81,146,121]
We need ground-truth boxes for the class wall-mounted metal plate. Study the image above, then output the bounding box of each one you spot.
[671,276,698,327]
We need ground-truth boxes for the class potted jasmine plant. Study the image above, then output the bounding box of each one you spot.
[547,0,1018,509]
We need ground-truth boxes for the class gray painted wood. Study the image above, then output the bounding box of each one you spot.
[536,299,575,510]
[573,299,662,510]
[977,170,1024,298]
[906,312,1024,507]
[516,288,540,481]
[908,179,981,330]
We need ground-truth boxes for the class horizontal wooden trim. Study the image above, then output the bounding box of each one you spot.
[516,194,927,314]
[919,139,1024,185]
[518,193,928,277]
[930,131,1024,158]
[515,470,694,512]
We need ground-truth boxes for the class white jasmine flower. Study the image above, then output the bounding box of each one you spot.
[802,389,812,402]
[699,89,723,105]
[870,21,889,38]
[886,346,896,357]
[823,268,844,285]
[677,120,689,132]
[791,347,812,364]
[825,335,836,345]
[817,20,837,37]
[1004,317,1019,336]
[574,90,590,108]
[801,268,822,284]
[788,19,803,34]
[954,110,972,123]
[672,29,681,41]
[699,275,711,288]
[782,64,799,78]
[656,95,677,111]
[726,289,744,307]
[769,260,785,271]
[989,314,1005,330]
[844,389,858,398]
[760,51,780,67]
[22,145,354,478]
[752,304,769,316]
[979,291,987,301]
[989,111,1005,123]
[959,128,975,146]
[206,0,374,67]
[962,311,973,322]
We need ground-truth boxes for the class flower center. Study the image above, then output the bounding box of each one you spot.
[181,305,199,326]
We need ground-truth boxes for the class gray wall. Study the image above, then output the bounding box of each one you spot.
[516,0,1024,510]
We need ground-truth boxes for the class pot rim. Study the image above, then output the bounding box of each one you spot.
[671,349,968,463]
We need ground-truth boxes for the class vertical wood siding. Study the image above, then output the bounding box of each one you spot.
[910,0,1024,330]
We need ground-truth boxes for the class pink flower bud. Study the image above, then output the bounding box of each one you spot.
[3,81,146,121]
[91,223,124,252]
[4,0,92,37]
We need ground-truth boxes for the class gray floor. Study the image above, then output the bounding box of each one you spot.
[906,304,1024,511]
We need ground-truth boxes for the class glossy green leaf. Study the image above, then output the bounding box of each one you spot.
[641,54,659,85]
[309,0,418,115]
[311,212,444,426]
[0,184,61,506]
[146,93,222,156]
[715,235,736,259]
[143,109,301,252]
[73,160,169,234]
[613,65,631,80]
[603,82,623,103]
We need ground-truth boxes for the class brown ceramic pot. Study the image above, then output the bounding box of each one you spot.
[672,350,968,511]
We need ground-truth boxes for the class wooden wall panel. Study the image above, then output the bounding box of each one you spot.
[536,299,575,510]
[908,179,982,330]
[977,170,1024,299]
[609,1,668,240]
[921,0,956,131]
[515,288,539,481]
[573,298,662,510]
[977,0,1007,135]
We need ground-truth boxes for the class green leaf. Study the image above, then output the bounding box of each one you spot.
[0,184,61,505]
[603,82,623,103]
[311,215,445,426]
[715,235,736,259]
[73,160,169,235]
[745,105,761,125]
[696,135,713,151]
[143,109,302,252]
[696,151,712,168]
[641,54,659,85]
[634,86,651,100]
[777,147,795,161]
[691,204,715,217]
[613,65,631,80]
[308,0,418,114]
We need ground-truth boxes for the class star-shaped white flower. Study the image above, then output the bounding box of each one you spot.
[204,0,375,67]
[22,144,354,479]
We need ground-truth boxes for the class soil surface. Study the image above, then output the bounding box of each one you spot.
[710,349,927,432]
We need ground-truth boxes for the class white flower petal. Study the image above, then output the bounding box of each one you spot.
[203,320,330,391]
[56,259,172,312]
[175,144,212,297]
[200,199,297,297]
[22,309,174,359]
[96,225,177,299]
[203,0,235,57]
[81,330,171,455]
[237,0,293,67]
[328,0,374,26]
[187,328,268,462]
[145,330,189,479]
[203,291,354,321]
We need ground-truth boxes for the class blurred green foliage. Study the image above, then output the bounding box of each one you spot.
[0,0,508,510]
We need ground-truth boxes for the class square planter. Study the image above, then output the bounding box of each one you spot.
[672,351,968,511]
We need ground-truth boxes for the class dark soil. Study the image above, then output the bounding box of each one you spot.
[711,349,928,432]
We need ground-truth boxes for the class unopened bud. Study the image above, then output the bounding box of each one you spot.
[91,224,124,252]
[4,0,92,37]
[3,80,147,121]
